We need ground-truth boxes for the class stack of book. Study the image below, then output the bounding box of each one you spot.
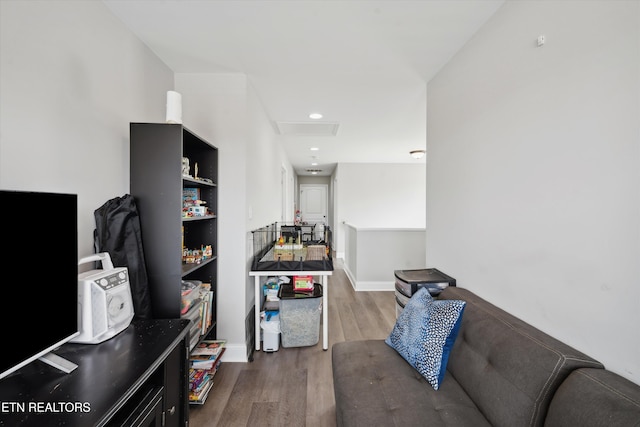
[181,281,215,350]
[189,339,226,405]
[199,285,214,335]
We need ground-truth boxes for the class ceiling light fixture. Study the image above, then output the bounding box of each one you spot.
[410,149,426,159]
[310,147,319,151]
[309,113,323,119]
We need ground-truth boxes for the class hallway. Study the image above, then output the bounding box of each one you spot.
[189,260,396,426]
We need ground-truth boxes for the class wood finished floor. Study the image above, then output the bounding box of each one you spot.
[189,260,396,427]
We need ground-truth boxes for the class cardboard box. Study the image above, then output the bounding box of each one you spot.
[293,275,314,291]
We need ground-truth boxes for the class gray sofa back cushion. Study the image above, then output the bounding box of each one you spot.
[439,287,604,427]
[544,368,640,427]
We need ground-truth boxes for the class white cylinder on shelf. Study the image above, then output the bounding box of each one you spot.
[166,90,182,124]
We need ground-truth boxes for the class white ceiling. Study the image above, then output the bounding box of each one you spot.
[103,0,504,176]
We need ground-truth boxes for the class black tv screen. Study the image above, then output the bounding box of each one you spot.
[0,190,79,379]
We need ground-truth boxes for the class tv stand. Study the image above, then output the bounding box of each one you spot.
[38,352,78,373]
[0,319,191,427]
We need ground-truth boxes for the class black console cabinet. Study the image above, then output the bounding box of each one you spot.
[0,319,190,427]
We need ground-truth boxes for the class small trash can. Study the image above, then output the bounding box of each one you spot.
[277,283,322,348]
[260,311,280,352]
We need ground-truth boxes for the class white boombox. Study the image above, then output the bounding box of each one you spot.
[71,252,135,344]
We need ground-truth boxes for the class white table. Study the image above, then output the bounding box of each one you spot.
[249,270,333,351]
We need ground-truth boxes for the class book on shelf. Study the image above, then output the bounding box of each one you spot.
[191,339,224,356]
[189,368,211,392]
[199,301,205,335]
[190,370,208,389]
[190,349,225,374]
[188,348,225,405]
[207,355,223,377]
[190,340,226,370]
[189,377,214,404]
[190,355,217,370]
[182,187,201,207]
[199,290,213,334]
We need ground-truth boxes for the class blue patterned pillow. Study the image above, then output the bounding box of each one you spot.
[385,288,466,390]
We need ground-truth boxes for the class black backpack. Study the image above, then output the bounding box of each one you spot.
[93,194,153,319]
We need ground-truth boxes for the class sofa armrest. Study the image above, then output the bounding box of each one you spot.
[545,368,640,427]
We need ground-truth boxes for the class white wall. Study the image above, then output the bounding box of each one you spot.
[246,91,294,232]
[245,81,296,357]
[175,74,294,361]
[0,0,292,363]
[344,224,426,291]
[334,162,426,258]
[0,0,173,260]
[174,73,249,361]
[426,0,639,384]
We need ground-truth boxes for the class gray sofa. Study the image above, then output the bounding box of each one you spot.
[332,287,640,426]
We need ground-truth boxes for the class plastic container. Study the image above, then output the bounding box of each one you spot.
[260,312,280,352]
[394,268,456,297]
[277,283,323,348]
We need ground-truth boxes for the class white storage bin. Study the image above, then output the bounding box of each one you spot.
[260,312,280,352]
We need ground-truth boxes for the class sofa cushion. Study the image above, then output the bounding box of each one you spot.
[544,368,640,427]
[439,287,605,427]
[385,288,466,390]
[332,339,492,427]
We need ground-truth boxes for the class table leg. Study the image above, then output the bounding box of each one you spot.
[255,275,261,351]
[322,274,328,350]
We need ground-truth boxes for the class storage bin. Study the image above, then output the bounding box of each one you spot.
[394,268,456,298]
[394,268,456,318]
[260,312,280,352]
[277,283,322,348]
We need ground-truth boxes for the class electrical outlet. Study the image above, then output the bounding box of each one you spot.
[537,35,545,47]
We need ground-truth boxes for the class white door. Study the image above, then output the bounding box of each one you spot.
[299,184,327,226]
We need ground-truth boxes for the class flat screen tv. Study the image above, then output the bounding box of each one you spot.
[0,190,80,380]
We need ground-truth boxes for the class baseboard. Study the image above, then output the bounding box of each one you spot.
[343,265,357,291]
[219,344,250,362]
[343,265,394,292]
[354,281,394,292]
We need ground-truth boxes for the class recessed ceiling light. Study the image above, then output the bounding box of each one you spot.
[309,113,323,119]
[310,147,319,151]
[311,162,318,166]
